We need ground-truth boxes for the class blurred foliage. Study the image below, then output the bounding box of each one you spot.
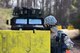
[0,8,12,29]
[0,0,80,29]
[0,8,12,19]
[70,15,80,29]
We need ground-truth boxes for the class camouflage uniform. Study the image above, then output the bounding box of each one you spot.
[44,15,58,53]
[51,27,58,53]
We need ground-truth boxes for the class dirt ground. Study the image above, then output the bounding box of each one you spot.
[71,40,80,53]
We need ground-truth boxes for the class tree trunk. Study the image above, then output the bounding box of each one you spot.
[27,0,32,8]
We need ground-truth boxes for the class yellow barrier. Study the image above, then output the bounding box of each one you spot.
[57,25,62,30]
[67,25,74,30]
[0,30,50,53]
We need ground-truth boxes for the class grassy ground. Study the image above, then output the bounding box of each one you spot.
[0,8,12,29]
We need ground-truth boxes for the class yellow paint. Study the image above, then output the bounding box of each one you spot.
[0,30,50,53]
[57,25,62,30]
[67,25,74,30]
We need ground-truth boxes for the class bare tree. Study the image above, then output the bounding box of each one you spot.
[27,0,32,8]
[0,0,10,8]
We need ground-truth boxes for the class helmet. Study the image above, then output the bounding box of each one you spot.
[44,15,57,25]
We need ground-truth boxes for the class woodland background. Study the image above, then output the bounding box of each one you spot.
[0,0,80,29]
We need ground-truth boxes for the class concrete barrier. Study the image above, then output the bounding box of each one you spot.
[0,30,50,53]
